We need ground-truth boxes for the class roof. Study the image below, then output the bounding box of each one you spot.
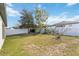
[0,3,7,26]
[52,21,79,27]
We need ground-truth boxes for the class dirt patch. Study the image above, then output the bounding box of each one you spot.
[22,39,79,56]
[22,43,68,56]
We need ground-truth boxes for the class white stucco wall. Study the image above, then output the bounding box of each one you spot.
[55,24,79,36]
[64,24,79,36]
[0,16,5,49]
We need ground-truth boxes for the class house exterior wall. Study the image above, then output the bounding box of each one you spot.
[0,16,5,49]
[56,24,79,36]
[64,24,79,36]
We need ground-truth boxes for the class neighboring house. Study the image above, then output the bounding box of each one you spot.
[0,3,7,49]
[52,21,79,36]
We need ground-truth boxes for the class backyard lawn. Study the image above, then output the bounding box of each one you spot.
[0,34,79,56]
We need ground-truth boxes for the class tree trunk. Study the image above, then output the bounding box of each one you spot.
[39,28,41,33]
[28,28,30,34]
[44,27,47,34]
[55,35,61,40]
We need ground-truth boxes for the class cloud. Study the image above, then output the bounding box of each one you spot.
[69,15,79,20]
[46,12,68,25]
[6,5,21,17]
[46,12,79,25]
[37,4,42,8]
[66,3,77,6]
[46,16,66,25]
[6,3,13,7]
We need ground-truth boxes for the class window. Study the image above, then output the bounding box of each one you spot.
[2,22,5,39]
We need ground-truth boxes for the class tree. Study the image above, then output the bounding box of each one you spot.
[18,9,34,33]
[34,7,48,33]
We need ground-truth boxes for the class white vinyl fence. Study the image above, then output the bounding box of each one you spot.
[6,24,79,36]
[52,24,79,36]
[6,28,28,35]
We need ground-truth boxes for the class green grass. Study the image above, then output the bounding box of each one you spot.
[0,34,79,56]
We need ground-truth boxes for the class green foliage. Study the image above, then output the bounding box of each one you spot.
[34,7,48,26]
[19,9,34,28]
[18,7,48,29]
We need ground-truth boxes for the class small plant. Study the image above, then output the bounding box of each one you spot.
[51,25,71,40]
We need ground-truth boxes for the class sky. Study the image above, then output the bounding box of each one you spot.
[6,3,79,27]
